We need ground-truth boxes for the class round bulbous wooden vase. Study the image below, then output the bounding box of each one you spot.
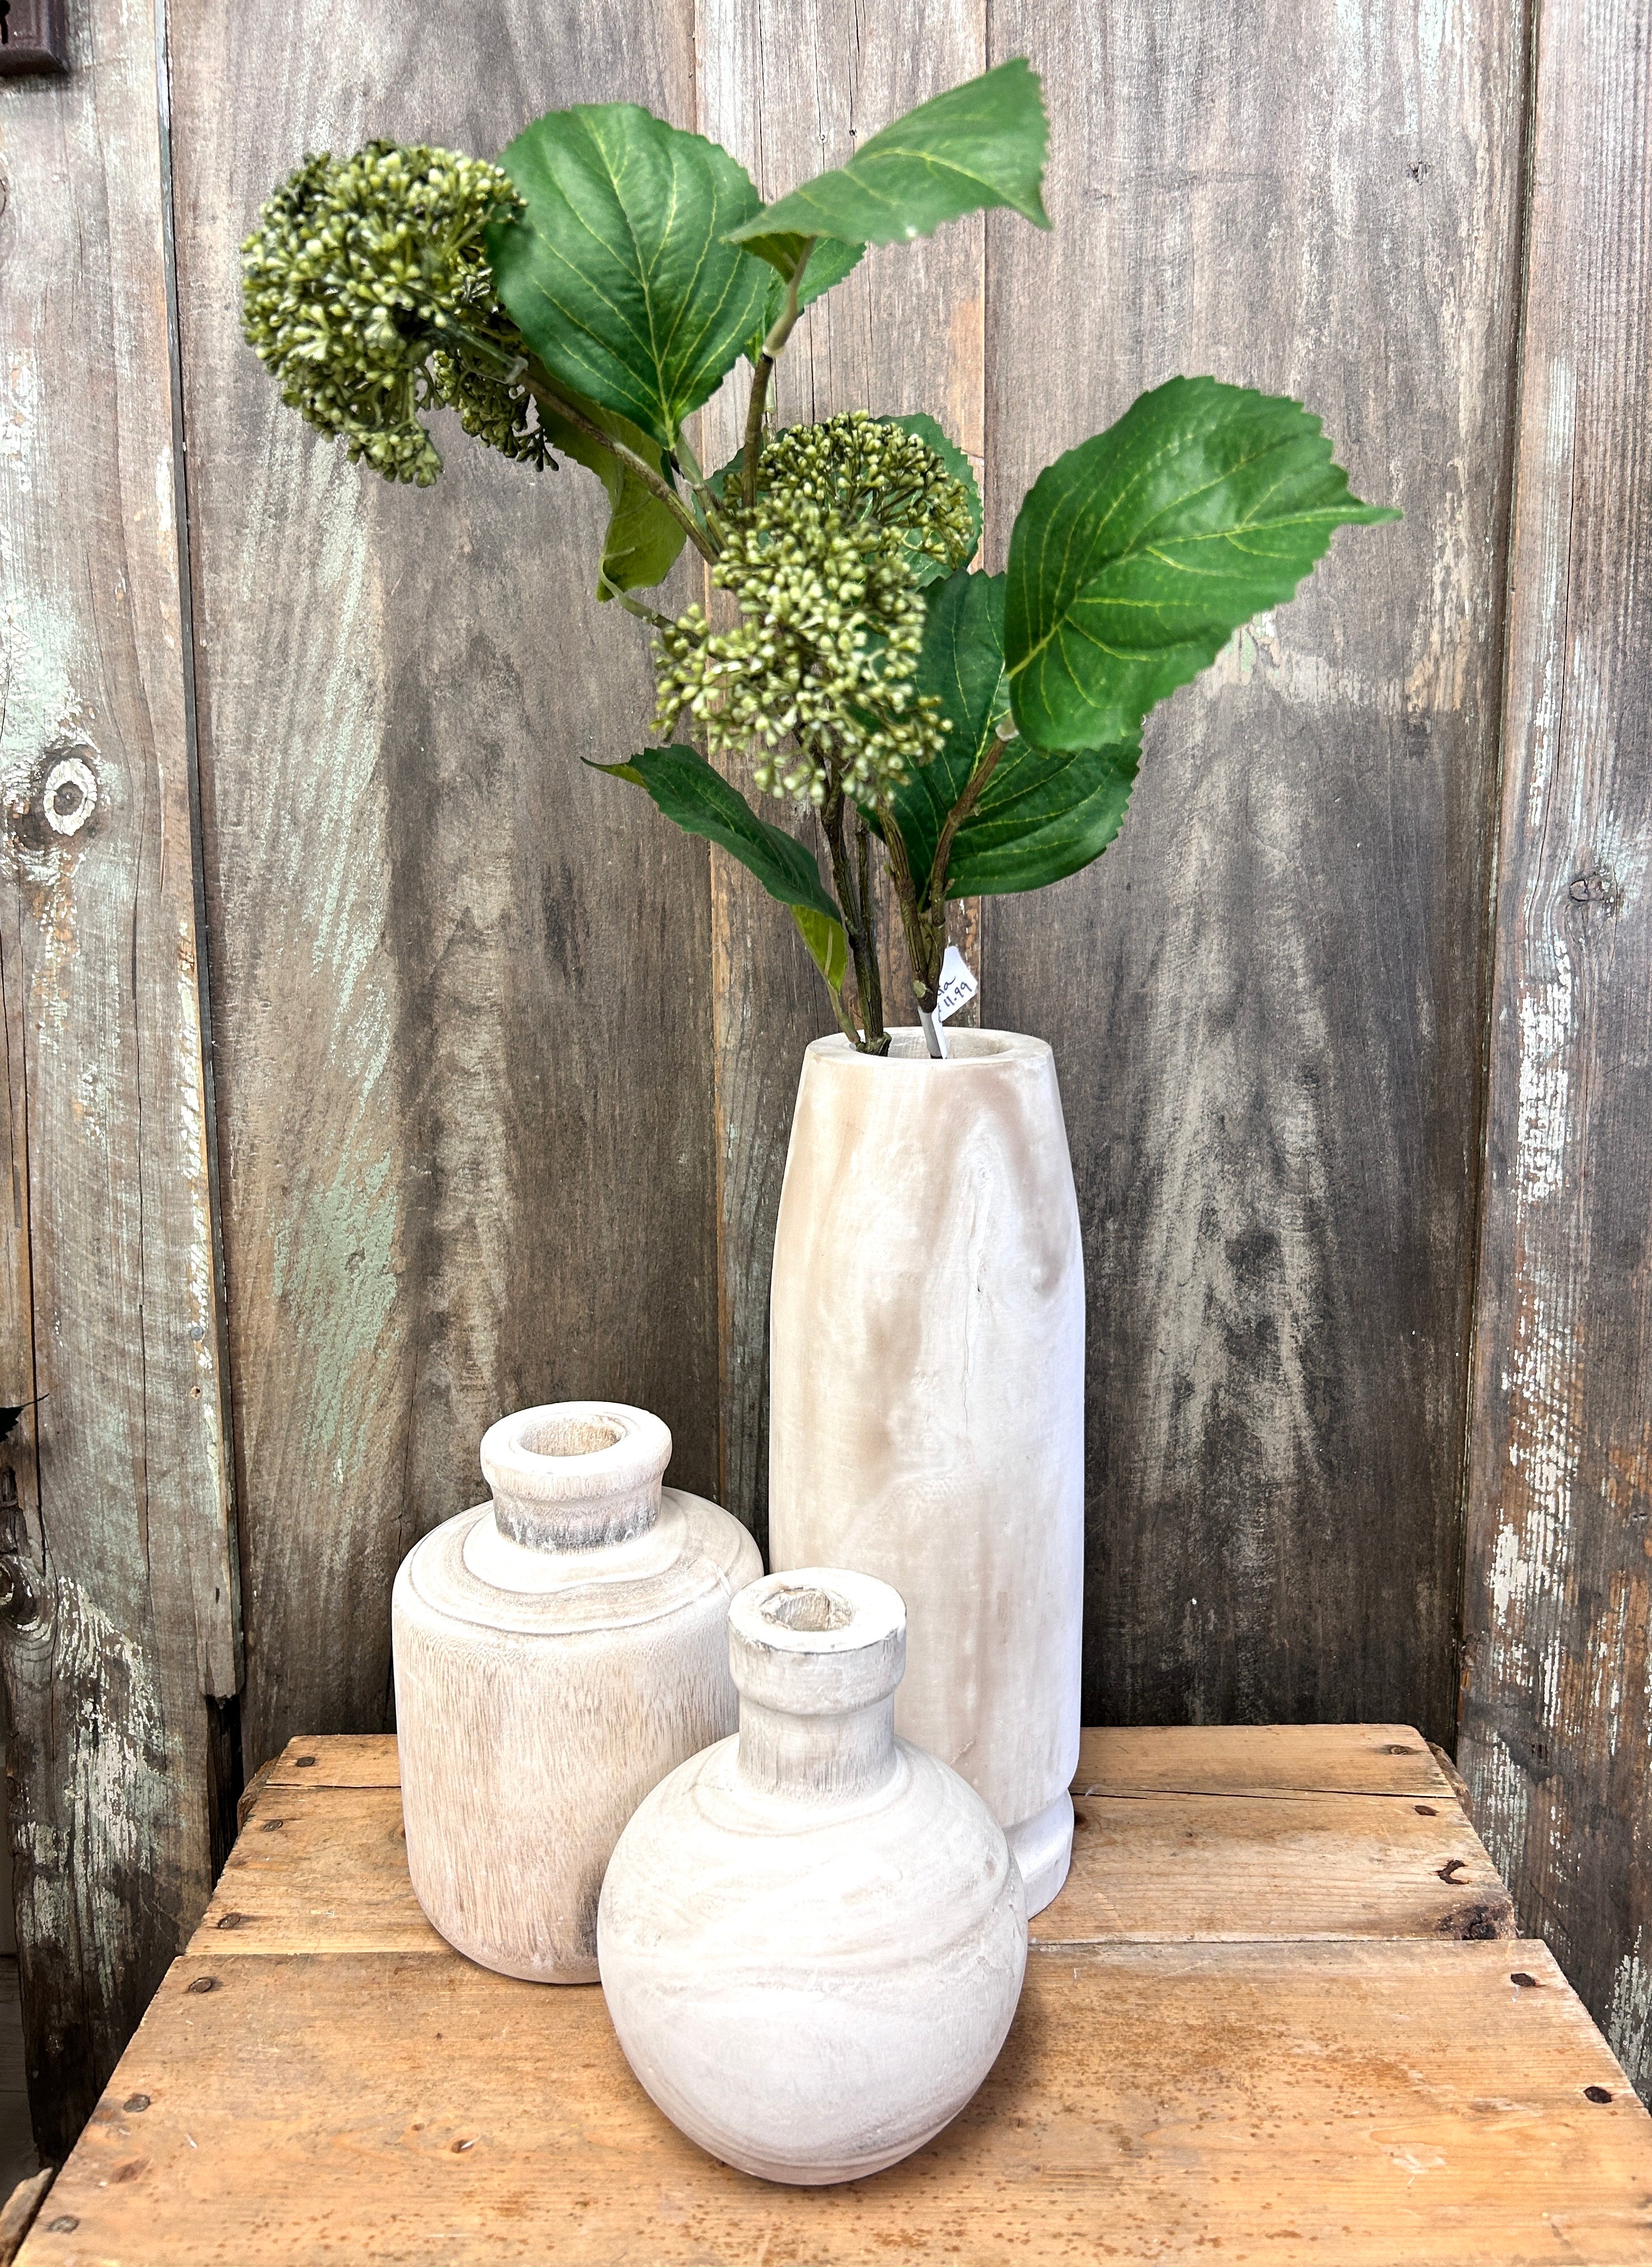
[392,1401,761,1983]
[768,1029,1085,1916]
[598,1567,1028,2185]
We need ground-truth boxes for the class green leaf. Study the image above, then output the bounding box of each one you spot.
[789,902,850,992]
[878,567,1008,885]
[491,104,771,452]
[536,392,686,596]
[727,59,1049,250]
[883,413,981,578]
[588,746,847,959]
[946,737,1140,897]
[1004,377,1402,750]
[747,236,867,356]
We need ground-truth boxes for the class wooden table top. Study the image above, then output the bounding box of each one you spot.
[19,1725,1652,2264]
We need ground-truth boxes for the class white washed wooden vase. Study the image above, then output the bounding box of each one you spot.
[598,1567,1027,2185]
[392,1401,761,1983]
[768,1030,1084,1916]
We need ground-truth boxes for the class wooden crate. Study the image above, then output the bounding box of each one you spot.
[18,1727,1652,2264]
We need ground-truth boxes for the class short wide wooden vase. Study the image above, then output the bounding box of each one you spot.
[392,1400,761,1983]
[598,1568,1029,2185]
[769,1031,1085,1916]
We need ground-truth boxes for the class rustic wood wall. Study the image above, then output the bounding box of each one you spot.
[1459,0,1652,2102]
[3,0,1651,2160]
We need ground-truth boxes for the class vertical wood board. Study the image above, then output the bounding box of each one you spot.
[168,3,718,1772]
[0,0,237,2157]
[1460,0,1652,2100]
[985,1,1529,1739]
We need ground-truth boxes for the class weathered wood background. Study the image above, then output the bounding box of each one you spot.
[0,0,1646,2163]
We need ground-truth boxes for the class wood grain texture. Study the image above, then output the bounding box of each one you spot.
[1073,1722,1455,1799]
[1458,0,1652,2101]
[693,0,987,1544]
[23,1940,1652,2264]
[1042,1791,1514,1943]
[167,3,719,1773]
[0,0,239,2158]
[209,1731,1516,1959]
[982,3,1528,1741]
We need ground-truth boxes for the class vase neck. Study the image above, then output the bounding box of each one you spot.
[726,1569,908,1802]
[735,1692,898,1801]
[478,1402,671,1552]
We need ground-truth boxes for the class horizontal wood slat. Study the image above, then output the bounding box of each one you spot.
[1040,1794,1514,1945]
[223,1729,1513,1955]
[26,1941,1651,2266]
[1072,1723,1456,1800]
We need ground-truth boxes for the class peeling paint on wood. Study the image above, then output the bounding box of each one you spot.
[1461,0,1652,2108]
[0,0,239,2156]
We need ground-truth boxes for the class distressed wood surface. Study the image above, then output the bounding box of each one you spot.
[981,3,1527,1741]
[167,5,719,1773]
[23,1937,1652,2264]
[0,0,239,2159]
[1459,0,1652,2102]
[693,3,987,1545]
[208,1726,1514,1955]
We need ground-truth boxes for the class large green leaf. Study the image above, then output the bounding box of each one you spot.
[883,413,981,579]
[589,746,848,986]
[490,105,771,453]
[537,393,687,597]
[1004,377,1401,750]
[878,567,1008,885]
[946,737,1140,897]
[727,59,1049,250]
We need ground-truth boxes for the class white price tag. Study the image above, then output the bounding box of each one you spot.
[934,944,979,1024]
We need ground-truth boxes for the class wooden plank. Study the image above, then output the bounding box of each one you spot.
[215,1774,1514,1956]
[693,3,987,1545]
[1458,0,1652,2101]
[263,1721,1456,1802]
[981,6,1527,1740]
[23,1941,1652,2264]
[265,1735,399,1790]
[1040,1792,1514,1944]
[1074,1722,1455,1799]
[0,0,240,2157]
[167,5,719,1773]
[194,1788,438,1957]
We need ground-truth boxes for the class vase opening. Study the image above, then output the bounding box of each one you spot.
[522,1414,625,1460]
[760,1584,855,1634]
[478,1401,672,1552]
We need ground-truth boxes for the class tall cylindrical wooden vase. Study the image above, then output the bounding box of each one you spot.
[767,1029,1084,1916]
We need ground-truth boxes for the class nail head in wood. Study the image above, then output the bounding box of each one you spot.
[0,0,69,76]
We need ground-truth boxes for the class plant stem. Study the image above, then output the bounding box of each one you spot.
[820,782,888,1054]
[671,429,729,549]
[928,728,1009,903]
[520,365,717,565]
[742,240,816,510]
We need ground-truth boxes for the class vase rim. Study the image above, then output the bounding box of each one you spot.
[805,1027,1050,1068]
[479,1400,671,1551]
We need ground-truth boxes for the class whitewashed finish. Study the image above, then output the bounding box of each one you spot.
[392,1403,760,1983]
[599,1568,1028,2185]
[767,1032,1084,1914]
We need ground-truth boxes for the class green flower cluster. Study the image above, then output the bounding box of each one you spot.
[651,414,976,805]
[241,141,547,487]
